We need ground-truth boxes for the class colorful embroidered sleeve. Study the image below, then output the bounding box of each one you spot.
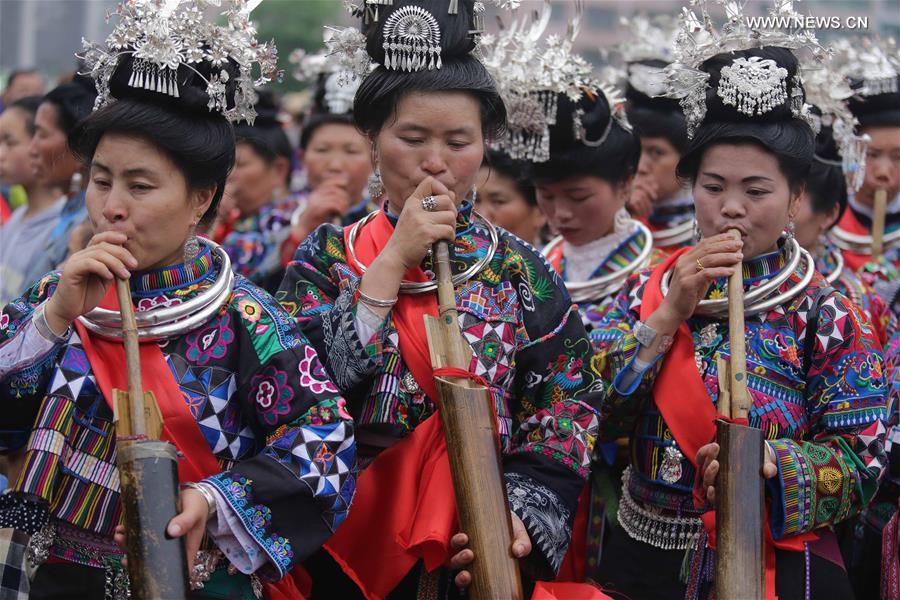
[0,272,65,452]
[220,201,295,286]
[588,270,663,441]
[203,279,356,580]
[501,239,602,574]
[766,292,889,538]
[275,224,387,396]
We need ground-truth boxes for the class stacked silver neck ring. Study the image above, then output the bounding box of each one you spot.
[77,240,235,341]
[660,237,815,318]
[544,220,654,304]
[830,225,900,256]
[345,209,499,295]
[650,218,694,249]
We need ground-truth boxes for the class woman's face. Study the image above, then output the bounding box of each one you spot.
[636,136,683,202]
[226,142,288,215]
[857,125,900,208]
[86,133,214,270]
[475,166,545,243]
[0,107,37,187]
[535,175,629,247]
[792,189,840,250]
[29,102,80,186]
[303,123,372,201]
[375,91,484,211]
[693,143,798,259]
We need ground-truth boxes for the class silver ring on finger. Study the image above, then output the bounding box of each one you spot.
[421,195,437,212]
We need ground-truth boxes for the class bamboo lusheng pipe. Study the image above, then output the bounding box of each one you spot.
[424,241,524,600]
[114,278,189,599]
[872,189,888,258]
[714,230,765,599]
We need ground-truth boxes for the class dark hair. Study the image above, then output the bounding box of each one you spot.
[300,113,356,149]
[352,0,506,140]
[805,115,848,228]
[626,60,687,153]
[848,76,900,128]
[41,75,97,135]
[528,91,641,185]
[676,47,814,192]
[5,69,42,91]
[69,99,235,227]
[482,150,536,206]
[8,95,42,136]
[233,90,293,181]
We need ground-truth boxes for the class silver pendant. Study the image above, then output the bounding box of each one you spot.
[659,446,684,484]
[401,371,421,395]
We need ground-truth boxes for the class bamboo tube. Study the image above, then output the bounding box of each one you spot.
[714,229,765,599]
[424,241,523,600]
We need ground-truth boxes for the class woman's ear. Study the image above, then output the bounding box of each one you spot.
[619,175,635,203]
[192,185,216,220]
[788,183,805,221]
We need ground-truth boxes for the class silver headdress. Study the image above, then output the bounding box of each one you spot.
[803,65,869,193]
[328,0,507,79]
[832,36,899,98]
[617,14,679,99]
[662,0,827,138]
[291,28,373,115]
[79,0,281,125]
[482,0,628,163]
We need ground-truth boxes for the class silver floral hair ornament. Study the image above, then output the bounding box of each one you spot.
[717,56,788,116]
[832,36,899,98]
[661,0,828,138]
[482,0,614,162]
[382,5,442,72]
[79,0,282,125]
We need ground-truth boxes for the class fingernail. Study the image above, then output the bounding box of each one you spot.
[514,543,525,555]
[167,523,181,538]
[127,257,138,267]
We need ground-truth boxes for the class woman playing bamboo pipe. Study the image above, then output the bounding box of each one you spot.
[277,1,602,596]
[0,3,355,598]
[829,38,900,286]
[589,32,890,600]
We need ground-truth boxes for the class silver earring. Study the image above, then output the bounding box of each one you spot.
[692,218,702,243]
[784,220,796,244]
[184,225,200,263]
[468,186,477,204]
[367,170,384,199]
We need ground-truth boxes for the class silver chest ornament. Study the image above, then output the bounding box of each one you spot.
[659,446,685,484]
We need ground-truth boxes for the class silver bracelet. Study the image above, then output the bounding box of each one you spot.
[33,302,71,344]
[358,289,398,308]
[182,482,217,518]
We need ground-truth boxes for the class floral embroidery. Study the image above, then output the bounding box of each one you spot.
[0,313,9,329]
[136,295,182,312]
[251,365,294,425]
[206,475,295,577]
[185,314,234,365]
[298,345,338,395]
[237,298,263,323]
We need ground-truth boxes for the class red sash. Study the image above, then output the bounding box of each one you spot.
[323,212,456,599]
[545,241,564,275]
[835,209,878,273]
[641,250,816,599]
[74,286,308,600]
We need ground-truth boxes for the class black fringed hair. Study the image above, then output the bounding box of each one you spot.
[68,56,238,227]
[848,75,900,129]
[42,75,97,135]
[482,149,537,206]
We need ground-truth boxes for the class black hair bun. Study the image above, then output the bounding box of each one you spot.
[548,90,612,154]
[701,46,802,124]
[847,75,900,127]
[364,0,477,67]
[249,89,281,128]
[107,51,240,119]
[626,59,682,114]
